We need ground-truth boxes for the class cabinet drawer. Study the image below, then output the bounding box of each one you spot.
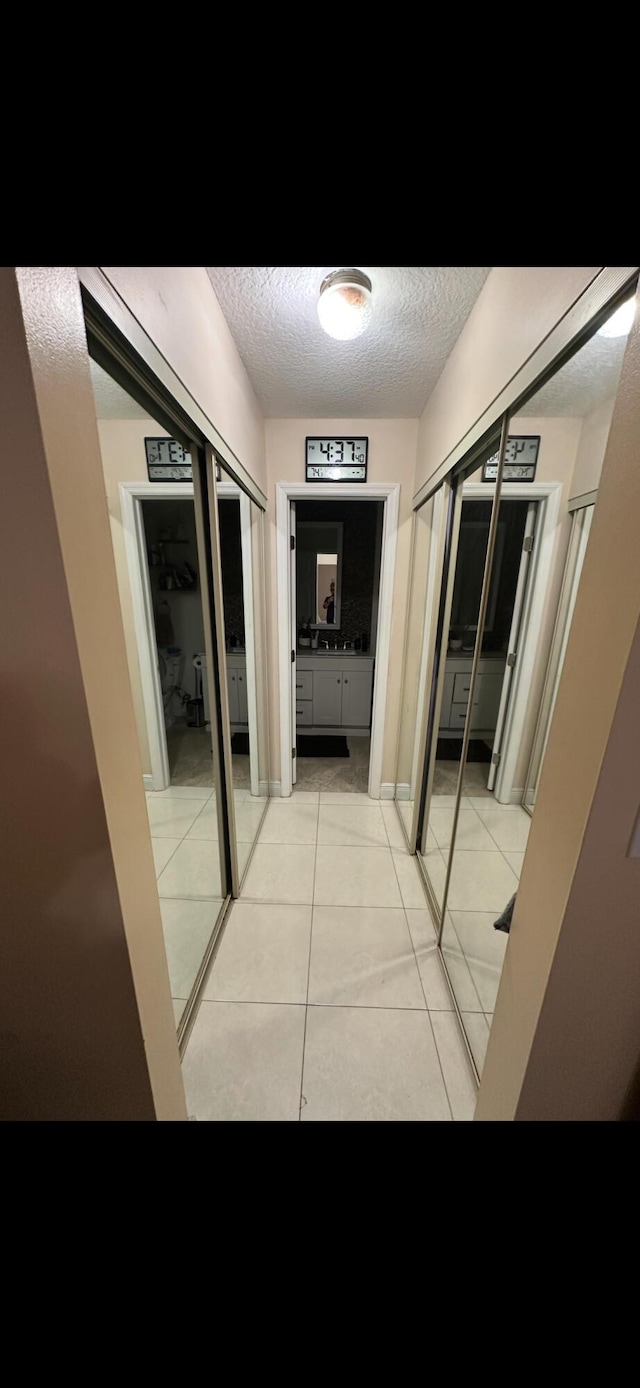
[450,707,471,730]
[294,671,313,700]
[452,672,479,706]
[296,701,313,725]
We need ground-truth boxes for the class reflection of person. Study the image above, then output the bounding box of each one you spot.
[322,581,335,624]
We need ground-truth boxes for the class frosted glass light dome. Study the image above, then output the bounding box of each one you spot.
[317,269,373,340]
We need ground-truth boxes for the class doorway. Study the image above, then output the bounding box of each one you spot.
[431,493,537,804]
[276,482,400,799]
[140,495,211,789]
[291,498,383,793]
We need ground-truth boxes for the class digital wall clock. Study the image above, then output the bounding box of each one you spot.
[306,436,368,482]
[145,436,193,481]
[483,436,540,482]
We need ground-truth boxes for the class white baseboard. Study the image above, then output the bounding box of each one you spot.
[395,783,411,800]
[269,781,283,797]
[379,783,395,800]
[143,774,154,790]
[495,787,525,805]
[259,780,270,796]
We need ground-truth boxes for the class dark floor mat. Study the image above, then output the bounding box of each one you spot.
[231,732,250,754]
[436,738,492,763]
[297,736,349,758]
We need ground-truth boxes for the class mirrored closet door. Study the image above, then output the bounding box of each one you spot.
[416,434,504,918]
[395,273,638,1081]
[523,502,594,815]
[216,460,270,885]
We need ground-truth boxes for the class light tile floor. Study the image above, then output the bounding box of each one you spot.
[182,791,479,1121]
[292,736,370,793]
[166,721,251,790]
[419,796,529,1068]
[147,785,265,1024]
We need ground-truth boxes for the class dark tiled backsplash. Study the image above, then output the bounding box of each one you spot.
[297,499,382,647]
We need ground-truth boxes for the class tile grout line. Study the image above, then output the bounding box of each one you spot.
[298,797,319,1121]
[150,789,215,883]
[151,799,195,882]
[385,826,454,1121]
[198,997,469,1014]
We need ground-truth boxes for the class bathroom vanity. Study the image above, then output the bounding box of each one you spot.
[226,652,248,726]
[439,654,505,735]
[296,653,374,733]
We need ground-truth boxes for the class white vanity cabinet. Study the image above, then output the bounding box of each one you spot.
[312,670,344,725]
[296,655,374,733]
[341,669,374,727]
[439,655,505,733]
[227,654,248,725]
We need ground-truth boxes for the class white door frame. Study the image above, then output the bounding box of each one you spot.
[120,479,260,794]
[276,482,400,799]
[461,480,563,803]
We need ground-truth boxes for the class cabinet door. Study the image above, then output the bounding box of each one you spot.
[471,670,504,730]
[227,669,239,722]
[313,670,343,725]
[439,672,455,729]
[237,669,248,723]
[341,670,372,728]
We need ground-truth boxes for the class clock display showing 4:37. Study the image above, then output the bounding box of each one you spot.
[316,440,366,463]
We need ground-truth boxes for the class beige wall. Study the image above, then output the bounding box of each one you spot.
[96,418,170,776]
[1,268,186,1120]
[415,267,602,494]
[476,296,640,1120]
[569,394,616,500]
[265,419,419,787]
[99,267,267,495]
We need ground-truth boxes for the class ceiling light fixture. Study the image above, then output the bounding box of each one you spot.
[598,295,636,339]
[317,268,373,341]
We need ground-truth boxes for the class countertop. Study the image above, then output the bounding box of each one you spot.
[446,649,506,661]
[297,650,375,666]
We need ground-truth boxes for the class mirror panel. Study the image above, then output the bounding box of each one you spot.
[297,521,343,628]
[440,283,636,1077]
[88,359,230,1033]
[523,504,594,814]
[217,464,269,883]
[418,445,500,916]
[393,493,437,844]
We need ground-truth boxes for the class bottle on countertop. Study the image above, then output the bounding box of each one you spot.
[361,631,369,652]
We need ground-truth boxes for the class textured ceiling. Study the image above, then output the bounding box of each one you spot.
[519,329,628,417]
[89,359,151,419]
[89,275,630,425]
[206,266,492,417]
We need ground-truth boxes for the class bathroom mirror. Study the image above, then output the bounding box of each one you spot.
[297,521,343,627]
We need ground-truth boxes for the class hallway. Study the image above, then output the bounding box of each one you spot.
[182,792,478,1120]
